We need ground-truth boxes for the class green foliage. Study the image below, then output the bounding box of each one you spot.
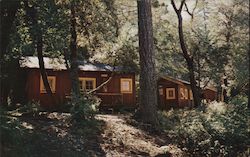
[18,100,41,115]
[0,107,32,156]
[229,95,248,106]
[70,94,101,123]
[160,102,250,156]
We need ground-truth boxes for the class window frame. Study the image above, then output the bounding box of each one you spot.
[166,88,176,99]
[40,76,56,93]
[189,90,193,100]
[159,88,164,95]
[180,87,185,99]
[184,88,189,99]
[79,77,96,92]
[120,78,133,93]
[180,87,189,100]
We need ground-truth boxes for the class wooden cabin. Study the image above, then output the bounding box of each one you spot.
[19,57,136,109]
[157,76,217,109]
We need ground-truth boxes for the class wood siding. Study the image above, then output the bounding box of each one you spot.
[24,69,136,108]
[158,78,179,109]
[203,89,217,102]
[158,77,217,110]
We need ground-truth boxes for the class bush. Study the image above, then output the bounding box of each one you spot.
[70,94,101,124]
[18,100,41,115]
[0,107,27,156]
[161,101,250,157]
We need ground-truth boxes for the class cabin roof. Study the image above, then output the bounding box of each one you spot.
[159,75,217,92]
[160,75,190,85]
[20,56,120,72]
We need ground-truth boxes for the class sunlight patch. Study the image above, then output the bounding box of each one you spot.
[21,122,34,130]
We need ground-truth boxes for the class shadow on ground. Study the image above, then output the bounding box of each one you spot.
[1,112,106,157]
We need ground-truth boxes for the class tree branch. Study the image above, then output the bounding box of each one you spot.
[171,0,179,13]
[87,74,113,94]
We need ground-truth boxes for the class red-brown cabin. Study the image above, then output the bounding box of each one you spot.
[157,76,217,109]
[19,57,136,109]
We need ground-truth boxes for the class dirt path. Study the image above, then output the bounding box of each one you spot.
[10,112,182,157]
[96,114,182,157]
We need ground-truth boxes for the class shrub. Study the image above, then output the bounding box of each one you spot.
[70,94,101,124]
[0,107,26,156]
[18,100,41,115]
[161,101,250,157]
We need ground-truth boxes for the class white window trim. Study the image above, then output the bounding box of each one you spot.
[120,78,133,93]
[40,76,56,93]
[190,90,193,100]
[180,87,189,100]
[166,88,176,99]
[79,77,96,92]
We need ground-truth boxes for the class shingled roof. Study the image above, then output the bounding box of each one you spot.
[19,56,116,72]
[160,75,217,92]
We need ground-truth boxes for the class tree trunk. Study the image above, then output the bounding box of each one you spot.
[137,0,159,126]
[69,2,80,100]
[171,0,201,107]
[37,33,53,95]
[24,0,53,96]
[0,0,20,60]
[248,32,250,109]
[0,0,20,106]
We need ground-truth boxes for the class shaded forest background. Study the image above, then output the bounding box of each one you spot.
[0,0,249,156]
[1,0,249,107]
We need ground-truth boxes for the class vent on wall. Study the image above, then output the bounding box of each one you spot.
[101,74,108,77]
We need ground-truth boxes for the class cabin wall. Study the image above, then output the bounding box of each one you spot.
[178,85,193,108]
[158,78,195,110]
[24,69,136,108]
[158,78,179,109]
[203,89,217,102]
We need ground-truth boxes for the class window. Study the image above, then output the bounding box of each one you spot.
[180,88,185,99]
[120,78,133,93]
[180,87,188,99]
[101,74,108,77]
[159,88,163,95]
[79,77,96,92]
[40,76,56,93]
[166,88,175,99]
[103,85,108,92]
[190,90,193,100]
[184,89,188,99]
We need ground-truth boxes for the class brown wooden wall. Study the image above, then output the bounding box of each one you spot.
[177,84,191,108]
[202,89,217,102]
[158,78,218,110]
[158,78,179,109]
[24,69,136,108]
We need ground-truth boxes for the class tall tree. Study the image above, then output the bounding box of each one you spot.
[24,0,53,96]
[171,0,201,107]
[0,0,20,105]
[69,0,80,101]
[137,0,159,125]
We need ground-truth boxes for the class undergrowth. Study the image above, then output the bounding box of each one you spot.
[159,98,250,157]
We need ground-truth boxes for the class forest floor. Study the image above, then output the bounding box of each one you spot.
[2,112,183,157]
[96,114,182,157]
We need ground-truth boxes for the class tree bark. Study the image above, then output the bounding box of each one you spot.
[37,33,53,96]
[248,63,250,109]
[0,0,20,59]
[171,0,201,107]
[69,1,80,100]
[0,0,20,106]
[24,0,53,96]
[137,0,159,126]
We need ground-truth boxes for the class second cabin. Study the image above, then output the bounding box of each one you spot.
[158,76,217,109]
